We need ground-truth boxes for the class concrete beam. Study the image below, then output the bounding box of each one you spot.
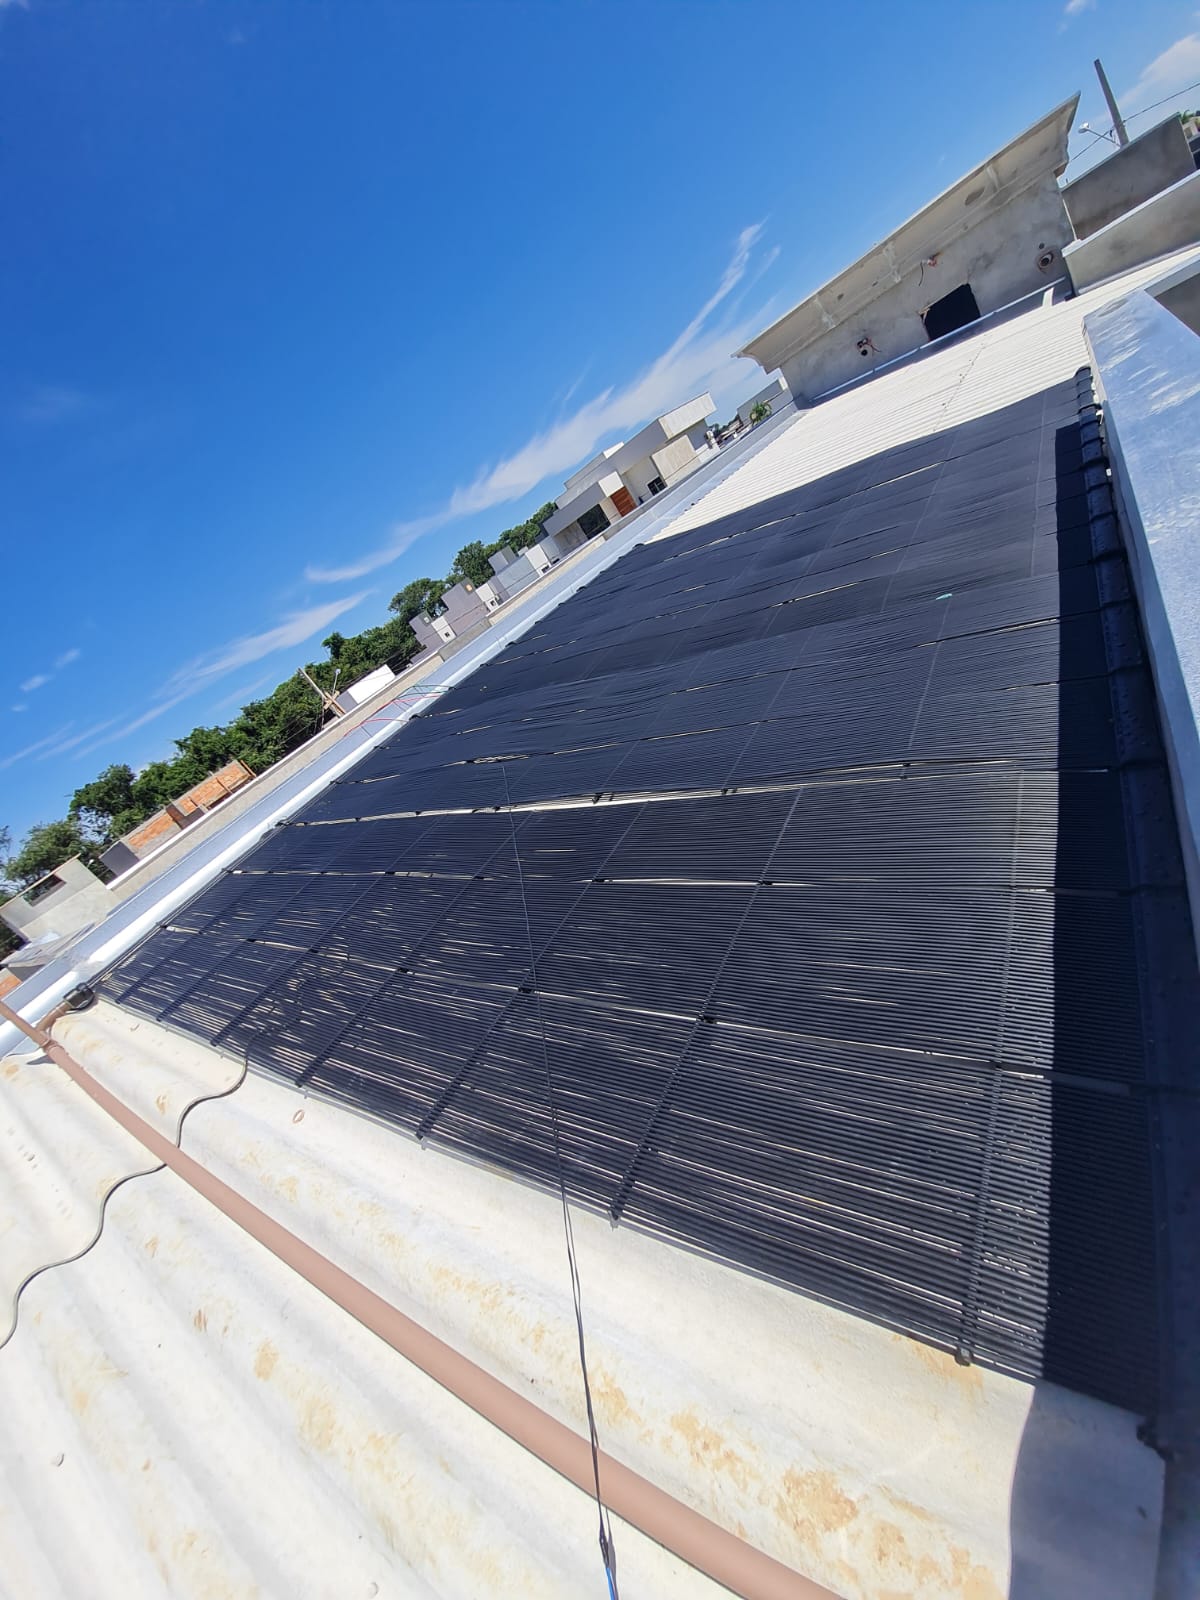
[1065,170,1200,294]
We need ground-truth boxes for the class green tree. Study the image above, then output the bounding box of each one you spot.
[227,674,329,771]
[129,760,183,816]
[107,805,149,843]
[5,818,107,888]
[174,724,238,779]
[69,763,138,841]
[0,826,19,956]
[749,400,772,425]
[387,577,444,622]
[494,501,558,554]
[55,510,566,868]
[448,540,493,588]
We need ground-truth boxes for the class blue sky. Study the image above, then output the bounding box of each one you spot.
[3,0,1199,841]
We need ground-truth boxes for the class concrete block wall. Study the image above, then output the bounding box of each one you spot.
[0,857,112,942]
[1064,171,1200,292]
[1063,116,1194,240]
[118,758,256,862]
[779,176,1072,402]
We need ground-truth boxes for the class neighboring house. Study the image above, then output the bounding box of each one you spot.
[0,856,111,945]
[409,579,490,654]
[335,664,396,713]
[410,394,719,658]
[408,530,592,655]
[100,758,256,877]
[541,393,717,545]
[485,530,590,602]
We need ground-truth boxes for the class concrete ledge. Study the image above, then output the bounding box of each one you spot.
[1085,254,1200,1600]
[1084,262,1200,934]
[1062,115,1195,240]
[1065,170,1200,293]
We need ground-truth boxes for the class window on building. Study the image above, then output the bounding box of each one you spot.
[647,476,666,496]
[25,874,63,905]
[578,504,611,539]
[922,283,981,342]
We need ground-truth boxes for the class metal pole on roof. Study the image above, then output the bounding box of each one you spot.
[1094,58,1130,147]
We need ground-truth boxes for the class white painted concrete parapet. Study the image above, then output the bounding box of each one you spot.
[1084,255,1200,936]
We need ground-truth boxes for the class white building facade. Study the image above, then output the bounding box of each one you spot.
[542,393,717,545]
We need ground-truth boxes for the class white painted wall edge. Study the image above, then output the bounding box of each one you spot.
[1083,254,1200,937]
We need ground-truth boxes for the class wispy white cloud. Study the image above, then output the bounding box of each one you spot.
[1121,32,1200,118]
[214,673,277,712]
[10,703,27,714]
[0,724,75,772]
[306,224,772,584]
[157,594,371,699]
[553,363,593,417]
[757,244,782,277]
[13,648,82,699]
[305,513,446,587]
[0,1,31,11]
[35,718,122,761]
[74,593,370,760]
[79,690,199,752]
[15,385,87,424]
[1063,0,1094,17]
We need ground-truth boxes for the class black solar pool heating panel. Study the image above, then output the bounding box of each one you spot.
[101,375,1195,1415]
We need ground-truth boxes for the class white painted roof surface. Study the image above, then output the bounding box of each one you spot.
[3,254,1193,1600]
[0,1030,720,1600]
[0,1004,1163,1599]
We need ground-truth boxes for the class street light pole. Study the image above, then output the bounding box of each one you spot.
[1094,57,1130,148]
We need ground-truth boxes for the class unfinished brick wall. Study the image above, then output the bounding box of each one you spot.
[122,759,256,860]
[124,810,183,856]
[186,758,255,810]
